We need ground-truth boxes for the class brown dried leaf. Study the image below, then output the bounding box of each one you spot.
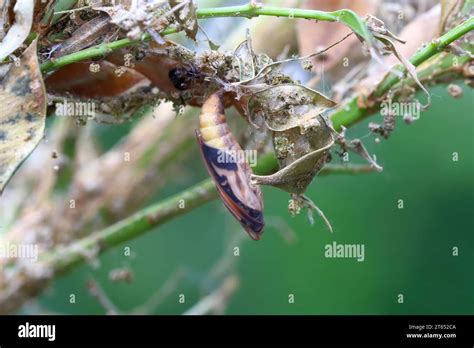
[45,60,150,98]
[252,117,335,194]
[355,5,440,95]
[0,0,33,60]
[170,0,198,41]
[0,39,46,193]
[52,14,112,58]
[248,84,336,131]
[374,33,431,108]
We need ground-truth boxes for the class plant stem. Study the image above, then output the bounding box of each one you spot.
[196,3,337,21]
[40,3,365,73]
[331,16,474,130]
[40,28,178,73]
[45,179,218,274]
[374,16,474,98]
[42,160,380,274]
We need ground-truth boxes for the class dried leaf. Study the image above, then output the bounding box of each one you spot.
[355,5,440,94]
[52,14,112,58]
[374,33,431,108]
[170,0,198,41]
[248,84,336,131]
[233,35,256,81]
[0,0,33,60]
[252,122,335,194]
[0,39,46,193]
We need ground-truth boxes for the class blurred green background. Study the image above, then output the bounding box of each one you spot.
[28,85,473,315]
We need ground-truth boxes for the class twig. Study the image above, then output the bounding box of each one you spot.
[131,268,186,314]
[183,276,239,315]
[86,279,121,315]
[319,164,380,176]
[42,179,219,275]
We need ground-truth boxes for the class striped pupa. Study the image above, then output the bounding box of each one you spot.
[196,91,264,240]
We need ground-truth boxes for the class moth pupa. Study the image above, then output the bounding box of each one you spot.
[196,92,264,240]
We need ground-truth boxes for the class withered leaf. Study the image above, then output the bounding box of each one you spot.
[252,122,335,194]
[52,14,112,58]
[374,33,431,108]
[0,0,34,60]
[248,84,336,131]
[0,39,46,193]
[170,0,198,41]
[233,36,256,81]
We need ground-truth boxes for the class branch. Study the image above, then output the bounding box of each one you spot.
[43,179,218,275]
[40,3,370,73]
[183,276,239,315]
[331,16,474,130]
[319,164,380,176]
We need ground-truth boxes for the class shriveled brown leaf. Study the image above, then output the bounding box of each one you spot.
[0,39,46,193]
[248,84,336,132]
[355,5,440,95]
[0,0,33,60]
[170,0,198,41]
[45,60,150,98]
[252,118,335,194]
[52,14,113,58]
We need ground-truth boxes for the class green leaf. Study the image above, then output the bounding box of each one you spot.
[329,9,373,45]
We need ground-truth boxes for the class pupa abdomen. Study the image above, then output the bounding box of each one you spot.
[196,92,264,240]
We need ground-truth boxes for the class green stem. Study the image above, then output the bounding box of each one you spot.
[196,3,337,21]
[46,179,218,274]
[40,3,365,73]
[331,16,474,130]
[375,16,474,98]
[40,28,178,73]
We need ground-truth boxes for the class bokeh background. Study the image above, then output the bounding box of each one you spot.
[4,0,473,314]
